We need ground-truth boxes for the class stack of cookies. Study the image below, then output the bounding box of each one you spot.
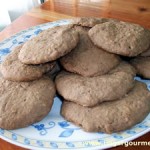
[55,18,150,133]
[0,17,150,134]
[0,25,80,129]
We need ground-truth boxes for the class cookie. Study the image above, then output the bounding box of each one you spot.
[61,82,150,133]
[0,45,56,82]
[130,56,150,79]
[89,21,150,56]
[0,76,56,130]
[140,47,150,57]
[71,17,118,27]
[56,62,136,107]
[18,25,79,64]
[60,26,120,77]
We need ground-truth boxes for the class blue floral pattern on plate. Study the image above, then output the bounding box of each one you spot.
[32,121,55,136]
[0,20,150,150]
[58,121,80,137]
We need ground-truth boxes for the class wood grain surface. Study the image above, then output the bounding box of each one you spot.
[1,0,150,42]
[0,0,150,149]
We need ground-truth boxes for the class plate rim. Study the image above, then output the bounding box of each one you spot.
[0,19,71,47]
[0,127,150,150]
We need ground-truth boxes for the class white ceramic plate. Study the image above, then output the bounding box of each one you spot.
[0,20,150,150]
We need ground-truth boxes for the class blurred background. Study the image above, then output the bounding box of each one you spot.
[0,0,150,31]
[0,0,45,31]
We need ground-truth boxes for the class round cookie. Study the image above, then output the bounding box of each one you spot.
[56,62,136,107]
[89,21,150,56]
[60,26,120,77]
[61,82,150,133]
[71,17,118,27]
[19,25,79,64]
[0,76,56,130]
[130,56,150,79]
[0,45,56,82]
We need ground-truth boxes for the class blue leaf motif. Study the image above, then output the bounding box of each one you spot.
[34,29,42,35]
[24,138,30,145]
[113,134,123,139]
[59,129,74,137]
[25,35,31,38]
[58,121,70,128]
[66,142,75,147]
[0,48,10,54]
[12,39,17,44]
[138,124,148,129]
[127,130,136,134]
[12,134,17,140]
[12,39,18,44]
[18,41,24,44]
[50,142,58,148]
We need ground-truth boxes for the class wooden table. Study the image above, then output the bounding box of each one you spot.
[0,0,150,149]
